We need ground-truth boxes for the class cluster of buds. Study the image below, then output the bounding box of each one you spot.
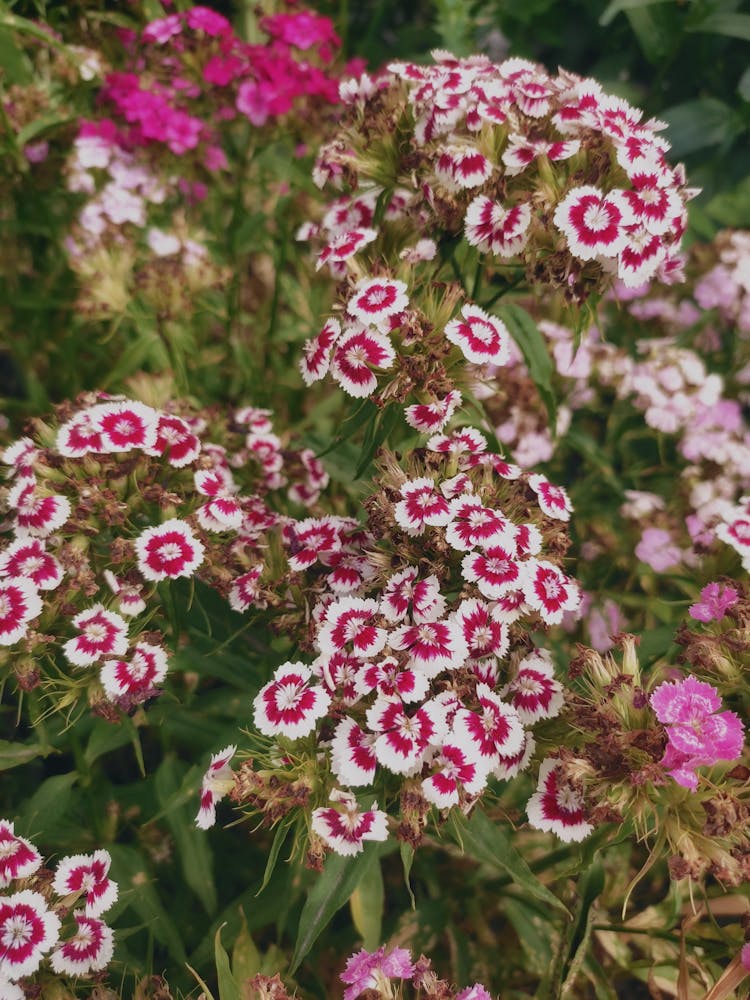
[0,392,329,716]
[204,431,587,855]
[0,821,118,994]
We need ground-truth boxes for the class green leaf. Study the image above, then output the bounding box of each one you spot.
[17,112,76,147]
[661,99,742,157]
[256,818,294,896]
[16,773,77,839]
[215,924,241,1000]
[290,842,386,973]
[400,842,416,909]
[350,856,384,949]
[450,810,569,916]
[0,25,31,84]
[232,909,262,992]
[687,11,750,42]
[0,739,49,771]
[599,0,674,27]
[497,303,557,429]
[739,66,750,102]
[354,402,402,479]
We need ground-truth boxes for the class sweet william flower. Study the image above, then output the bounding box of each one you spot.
[526,758,593,842]
[554,185,635,261]
[347,277,408,332]
[0,538,63,591]
[135,518,205,581]
[311,789,388,856]
[688,581,739,622]
[340,945,414,1000]
[53,850,118,917]
[464,195,532,258]
[0,820,42,887]
[63,604,129,667]
[195,745,237,830]
[0,577,43,646]
[0,890,61,981]
[50,912,114,976]
[444,303,511,367]
[253,662,331,740]
[330,327,396,398]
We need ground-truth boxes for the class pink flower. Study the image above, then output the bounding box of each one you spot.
[554,185,634,261]
[236,80,271,126]
[0,538,63,591]
[452,684,524,771]
[185,6,232,36]
[523,561,580,625]
[100,642,169,703]
[53,850,118,917]
[526,759,593,842]
[50,913,114,975]
[464,195,531,257]
[347,277,408,331]
[135,519,205,581]
[393,478,451,536]
[444,303,511,367]
[0,820,42,887]
[142,14,182,44]
[300,318,341,386]
[688,582,739,623]
[502,650,563,724]
[253,662,331,740]
[0,890,60,981]
[635,527,682,573]
[311,789,388,856]
[340,945,415,1000]
[528,474,573,522]
[330,328,395,398]
[195,745,236,830]
[63,604,129,667]
[0,577,43,646]
[330,717,378,787]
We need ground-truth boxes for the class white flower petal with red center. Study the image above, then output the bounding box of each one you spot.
[523,561,580,625]
[422,740,488,808]
[461,546,525,601]
[716,516,750,571]
[317,596,387,658]
[347,277,408,331]
[195,745,236,830]
[316,228,377,271]
[10,481,71,537]
[100,642,168,701]
[135,519,205,582]
[367,697,448,775]
[287,516,343,571]
[464,195,531,257]
[494,731,536,781]
[144,413,201,467]
[300,318,342,385]
[492,588,529,623]
[617,227,667,287]
[526,758,593,842]
[528,474,573,522]
[197,496,244,532]
[50,912,113,975]
[445,304,511,367]
[0,577,42,646]
[446,494,513,551]
[53,850,118,917]
[3,437,37,476]
[393,477,451,536]
[381,566,418,622]
[389,619,468,677]
[253,662,331,740]
[512,522,543,557]
[453,598,509,660]
[194,467,235,497]
[452,684,524,770]
[469,657,499,687]
[311,791,388,856]
[331,328,395,399]
[93,400,159,453]
[622,178,681,236]
[330,717,378,787]
[0,820,42,888]
[435,145,493,190]
[314,650,364,706]
[0,539,63,591]
[56,412,103,457]
[62,604,129,666]
[441,474,473,499]
[502,650,563,724]
[554,185,635,261]
[229,567,263,612]
[355,655,430,704]
[427,426,487,457]
[322,193,376,233]
[0,890,60,981]
[404,390,462,434]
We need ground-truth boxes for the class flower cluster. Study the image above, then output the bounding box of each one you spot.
[0,393,330,716]
[0,822,117,992]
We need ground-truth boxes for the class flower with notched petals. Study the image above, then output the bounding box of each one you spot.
[435,144,493,190]
[93,400,159,453]
[323,551,376,594]
[553,185,635,261]
[53,850,118,917]
[355,655,430,704]
[144,413,201,467]
[393,478,451,536]
[523,561,580,625]
[453,598,509,661]
[316,228,377,271]
[100,642,168,701]
[3,438,37,477]
[422,739,488,808]
[461,545,525,601]
[0,820,42,888]
[502,650,563,724]
[0,890,60,981]
[300,318,341,386]
[347,277,408,331]
[526,758,593,842]
[56,411,103,457]
[404,390,462,434]
[716,514,750,571]
[464,195,531,257]
[62,604,128,667]
[494,731,536,781]
[341,945,415,1000]
[502,134,580,176]
[452,683,524,771]
[366,696,448,774]
[389,619,468,677]
[287,516,342,571]
[330,717,378,787]
[8,480,71,537]
[528,474,573,522]
[380,567,445,624]
[50,913,114,976]
[317,596,387,658]
[330,327,396,398]
[229,566,263,612]
[445,494,513,551]
[511,522,543,557]
[135,518,205,581]
[617,226,666,287]
[311,789,388,856]
[315,650,364,705]
[0,538,63,591]
[427,426,487,458]
[253,662,331,740]
[0,577,42,646]
[195,745,236,830]
[444,304,511,367]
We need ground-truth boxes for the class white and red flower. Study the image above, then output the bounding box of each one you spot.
[453,598,509,661]
[135,518,205,581]
[617,226,667,287]
[100,642,169,701]
[50,912,114,976]
[380,567,445,624]
[94,400,159,452]
[502,651,564,724]
[347,277,408,331]
[445,494,512,551]
[195,467,243,532]
[553,185,634,261]
[311,789,388,856]
[145,413,201,467]
[502,134,580,176]
[523,561,580,625]
[452,684,524,771]
[494,731,536,781]
[422,740,488,808]
[404,390,462,434]
[389,619,468,677]
[355,656,430,704]
[427,426,487,458]
[464,195,531,257]
[56,411,103,457]
[0,820,42,888]
[8,480,71,537]
[287,516,343,571]
[528,474,573,522]
[393,478,451,536]
[330,717,378,787]
[53,850,118,917]
[330,327,396,398]
[253,662,331,740]
[63,604,129,667]
[716,514,750,571]
[3,438,37,477]
[229,567,264,612]
[526,758,593,842]
[316,228,377,271]
[195,745,236,830]
[0,538,63,590]
[366,696,448,774]
[317,596,387,659]
[461,545,525,600]
[444,304,511,367]
[315,650,364,706]
[300,318,341,386]
[435,144,493,190]
[0,890,60,981]
[0,577,42,646]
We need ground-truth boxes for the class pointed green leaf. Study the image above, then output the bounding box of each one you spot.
[497,303,557,429]
[350,857,384,949]
[215,924,241,1000]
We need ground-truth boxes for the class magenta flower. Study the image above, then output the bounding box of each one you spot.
[340,945,415,1000]
[688,582,739,623]
[650,676,745,790]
